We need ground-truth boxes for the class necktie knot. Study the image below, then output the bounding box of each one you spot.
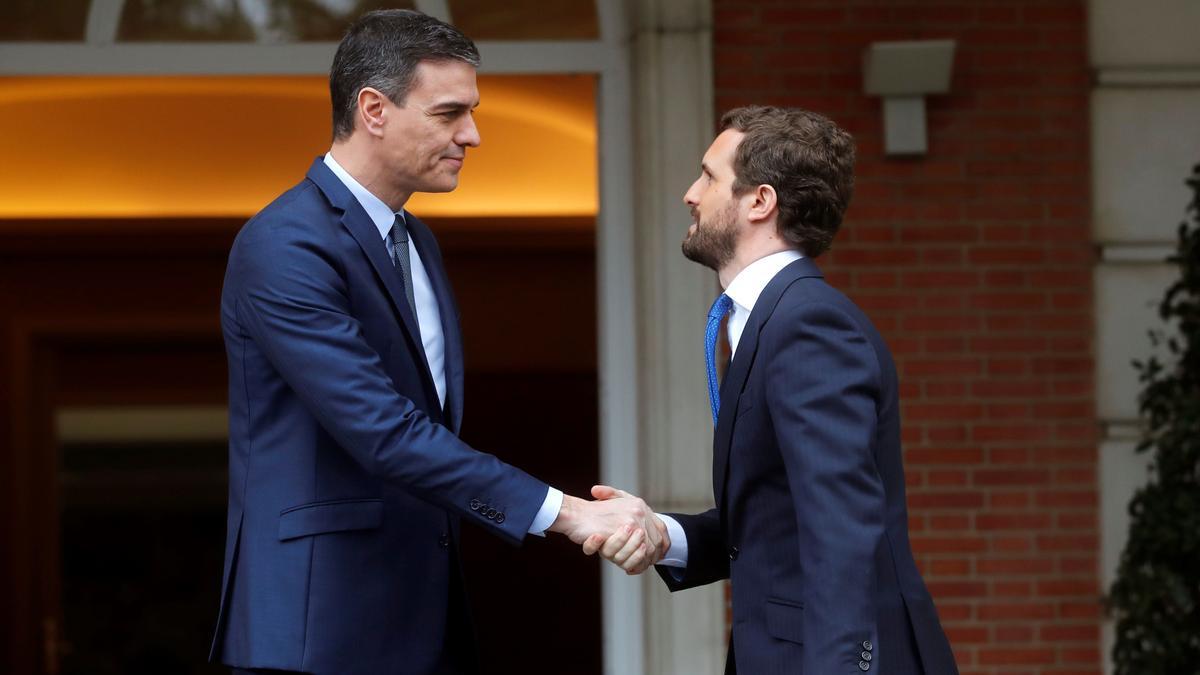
[704,293,733,425]
[708,293,733,321]
[389,214,408,246]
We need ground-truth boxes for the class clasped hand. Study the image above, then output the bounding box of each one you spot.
[549,486,667,575]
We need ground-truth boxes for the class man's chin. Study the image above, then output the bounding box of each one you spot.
[418,177,459,194]
[681,240,719,271]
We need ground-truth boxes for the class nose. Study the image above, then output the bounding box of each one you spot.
[456,112,481,148]
[683,177,702,207]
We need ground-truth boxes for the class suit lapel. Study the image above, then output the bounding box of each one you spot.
[405,213,466,434]
[304,159,440,406]
[712,257,824,508]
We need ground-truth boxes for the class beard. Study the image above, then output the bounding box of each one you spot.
[681,201,738,271]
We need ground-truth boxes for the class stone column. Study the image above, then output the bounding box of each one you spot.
[629,0,727,672]
[1089,2,1200,672]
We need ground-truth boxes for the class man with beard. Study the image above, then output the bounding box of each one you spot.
[585,106,959,675]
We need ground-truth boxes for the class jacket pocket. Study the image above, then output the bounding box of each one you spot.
[765,597,804,644]
[278,498,384,540]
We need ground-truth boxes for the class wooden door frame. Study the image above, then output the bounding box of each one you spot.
[3,314,220,675]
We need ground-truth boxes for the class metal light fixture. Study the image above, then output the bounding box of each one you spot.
[863,39,956,156]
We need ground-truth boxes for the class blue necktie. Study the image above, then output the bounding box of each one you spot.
[705,293,733,425]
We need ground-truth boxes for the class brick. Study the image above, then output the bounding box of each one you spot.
[976,513,1053,530]
[969,292,1047,311]
[1036,491,1096,509]
[976,558,1054,575]
[988,491,1031,509]
[971,426,1053,444]
[946,625,989,644]
[994,580,1033,597]
[930,558,972,576]
[979,648,1056,665]
[905,358,983,377]
[1059,600,1103,620]
[995,625,1035,642]
[971,380,1048,398]
[1037,579,1099,596]
[924,381,968,398]
[992,536,1034,553]
[1036,534,1098,552]
[929,469,970,487]
[1040,624,1099,642]
[911,535,988,553]
[907,447,984,464]
[922,294,967,311]
[900,224,979,243]
[927,580,988,597]
[978,602,1055,621]
[968,246,1047,265]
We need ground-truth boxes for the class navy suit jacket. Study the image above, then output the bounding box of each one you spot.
[657,258,958,675]
[211,159,548,674]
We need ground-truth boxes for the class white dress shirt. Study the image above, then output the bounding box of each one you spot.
[658,249,805,568]
[323,153,562,535]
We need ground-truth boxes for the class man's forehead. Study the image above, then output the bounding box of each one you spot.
[410,59,479,100]
[704,129,744,169]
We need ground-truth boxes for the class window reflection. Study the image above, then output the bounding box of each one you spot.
[117,0,414,42]
[0,0,90,41]
[448,0,599,41]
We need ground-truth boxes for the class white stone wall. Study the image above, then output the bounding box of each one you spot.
[1089,2,1200,672]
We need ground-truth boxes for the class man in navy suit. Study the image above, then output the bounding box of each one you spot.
[589,107,959,674]
[211,10,665,675]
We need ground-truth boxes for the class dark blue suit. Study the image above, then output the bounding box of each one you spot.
[658,258,958,675]
[211,159,548,674]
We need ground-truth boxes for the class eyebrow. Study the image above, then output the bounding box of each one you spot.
[428,100,478,113]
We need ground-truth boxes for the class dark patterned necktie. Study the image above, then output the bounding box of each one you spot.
[389,213,418,319]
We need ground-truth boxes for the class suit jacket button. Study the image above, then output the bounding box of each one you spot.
[486,508,497,520]
[469,499,481,511]
[861,651,872,661]
[727,546,739,561]
[862,640,873,651]
[496,513,506,524]
[859,661,870,671]
[438,534,449,548]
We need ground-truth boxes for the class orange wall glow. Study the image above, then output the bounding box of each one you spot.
[0,74,596,219]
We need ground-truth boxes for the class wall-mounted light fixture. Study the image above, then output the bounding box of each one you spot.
[862,39,956,156]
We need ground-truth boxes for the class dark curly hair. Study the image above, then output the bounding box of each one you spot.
[720,106,856,257]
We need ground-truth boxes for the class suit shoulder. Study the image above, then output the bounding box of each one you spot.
[236,179,333,244]
[226,179,346,279]
[769,277,888,346]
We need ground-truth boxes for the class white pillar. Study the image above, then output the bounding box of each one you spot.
[629,1,727,673]
[1089,2,1200,672]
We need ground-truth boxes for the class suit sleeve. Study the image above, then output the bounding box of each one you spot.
[229,226,547,545]
[764,301,885,673]
[654,508,729,591]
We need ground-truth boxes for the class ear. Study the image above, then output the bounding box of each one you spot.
[746,184,777,225]
[356,87,389,138]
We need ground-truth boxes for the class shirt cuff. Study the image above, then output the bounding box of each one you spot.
[657,514,688,568]
[527,486,564,537]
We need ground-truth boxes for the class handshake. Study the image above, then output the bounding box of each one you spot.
[547,485,669,575]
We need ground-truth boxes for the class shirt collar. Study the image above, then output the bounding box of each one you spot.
[323,152,403,241]
[724,249,804,312]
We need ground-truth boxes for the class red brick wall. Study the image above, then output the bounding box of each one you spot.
[713,2,1098,673]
